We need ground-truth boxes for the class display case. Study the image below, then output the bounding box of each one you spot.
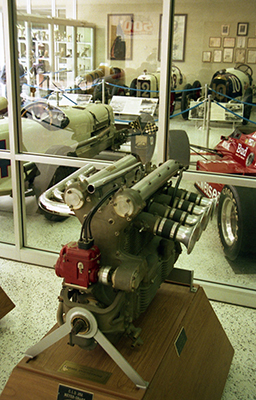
[54,24,74,87]
[16,13,95,92]
[76,26,94,74]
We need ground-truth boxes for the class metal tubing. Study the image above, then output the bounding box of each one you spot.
[132,159,180,201]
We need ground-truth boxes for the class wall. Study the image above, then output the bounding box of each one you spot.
[175,0,256,85]
[77,0,256,87]
[77,1,162,85]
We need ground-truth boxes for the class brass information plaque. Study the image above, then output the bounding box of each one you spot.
[58,360,112,384]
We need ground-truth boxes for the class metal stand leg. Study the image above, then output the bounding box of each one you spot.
[25,307,148,390]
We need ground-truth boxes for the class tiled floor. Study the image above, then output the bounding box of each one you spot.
[0,257,256,399]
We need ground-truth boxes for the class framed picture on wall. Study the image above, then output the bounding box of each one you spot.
[223,37,235,48]
[237,37,246,48]
[248,50,256,63]
[237,22,249,36]
[158,14,187,61]
[235,48,246,63]
[172,14,187,61]
[209,37,221,48]
[213,49,222,62]
[221,25,230,36]
[248,37,256,48]
[202,51,211,62]
[223,48,234,63]
[108,14,134,60]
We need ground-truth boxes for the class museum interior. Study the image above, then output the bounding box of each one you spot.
[0,0,255,399]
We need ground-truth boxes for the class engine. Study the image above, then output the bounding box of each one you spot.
[54,154,214,350]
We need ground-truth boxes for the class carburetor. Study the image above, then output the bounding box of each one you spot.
[51,154,214,350]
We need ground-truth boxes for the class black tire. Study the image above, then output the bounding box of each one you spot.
[181,83,192,120]
[242,87,253,125]
[191,80,202,100]
[168,130,190,167]
[217,185,256,260]
[42,165,77,221]
[112,84,128,97]
[130,78,138,96]
[170,91,176,115]
[48,165,77,188]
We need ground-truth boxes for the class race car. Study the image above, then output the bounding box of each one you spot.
[0,100,130,200]
[129,65,201,115]
[183,63,253,123]
[75,63,126,103]
[195,124,256,260]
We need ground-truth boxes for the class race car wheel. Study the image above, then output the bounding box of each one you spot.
[130,78,138,96]
[112,84,128,97]
[217,185,256,260]
[170,91,176,115]
[181,83,192,120]
[42,165,78,221]
[242,87,253,125]
[191,80,202,100]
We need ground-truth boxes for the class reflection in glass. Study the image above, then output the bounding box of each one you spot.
[25,160,80,253]
[170,177,256,291]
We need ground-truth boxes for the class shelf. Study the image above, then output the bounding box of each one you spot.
[17,13,95,89]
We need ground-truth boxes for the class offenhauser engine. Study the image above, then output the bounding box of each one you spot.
[49,155,214,349]
[26,154,215,387]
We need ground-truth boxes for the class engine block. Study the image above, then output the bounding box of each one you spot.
[54,154,214,349]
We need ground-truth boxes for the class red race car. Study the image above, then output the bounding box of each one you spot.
[195,125,256,261]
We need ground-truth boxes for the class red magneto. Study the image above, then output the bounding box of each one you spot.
[55,241,101,288]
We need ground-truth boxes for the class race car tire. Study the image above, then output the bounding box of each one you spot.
[168,129,190,167]
[112,84,128,97]
[34,145,77,221]
[170,91,176,116]
[242,87,253,125]
[130,78,138,96]
[191,80,202,100]
[217,185,256,260]
[181,83,192,120]
[42,165,78,221]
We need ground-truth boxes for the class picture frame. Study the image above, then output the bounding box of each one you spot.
[223,37,235,48]
[158,14,187,62]
[172,14,187,61]
[202,51,211,62]
[235,48,246,63]
[237,37,246,48]
[237,22,249,36]
[221,25,230,36]
[223,48,234,63]
[108,14,133,60]
[213,49,222,62]
[248,37,256,48]
[209,37,221,48]
[247,50,256,64]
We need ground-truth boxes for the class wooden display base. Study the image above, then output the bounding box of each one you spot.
[0,286,15,320]
[0,283,234,400]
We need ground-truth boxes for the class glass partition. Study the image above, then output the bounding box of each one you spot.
[0,0,256,306]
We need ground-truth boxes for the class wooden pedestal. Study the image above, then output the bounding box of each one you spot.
[0,283,234,400]
[0,286,15,320]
